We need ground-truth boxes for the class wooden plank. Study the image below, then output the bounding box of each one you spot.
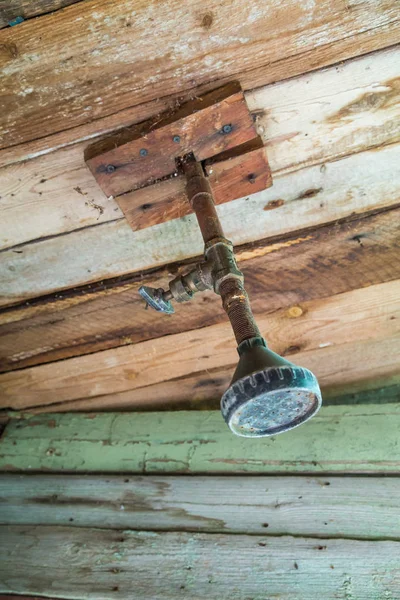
[1,207,397,373]
[1,474,400,539]
[21,336,399,414]
[1,44,399,171]
[1,143,400,307]
[117,145,271,232]
[1,0,399,149]
[86,85,259,197]
[17,378,400,419]
[1,527,400,600]
[0,0,82,28]
[0,403,399,474]
[0,280,398,410]
[1,46,399,251]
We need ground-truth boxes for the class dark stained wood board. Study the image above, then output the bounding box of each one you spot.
[0,206,398,374]
[117,144,271,232]
[85,84,262,198]
[1,0,399,149]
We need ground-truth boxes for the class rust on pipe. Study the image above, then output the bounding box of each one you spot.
[182,156,225,244]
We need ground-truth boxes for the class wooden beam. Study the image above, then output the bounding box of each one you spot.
[1,403,399,474]
[0,280,398,410]
[1,46,398,251]
[1,142,399,307]
[1,526,400,599]
[1,0,399,149]
[85,84,262,198]
[21,337,399,415]
[0,208,398,373]
[1,474,400,539]
[117,144,271,232]
[0,0,82,28]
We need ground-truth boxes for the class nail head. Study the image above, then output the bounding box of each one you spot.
[222,124,232,134]
[173,135,181,143]
[140,148,148,157]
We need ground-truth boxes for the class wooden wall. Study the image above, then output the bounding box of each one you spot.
[0,3,400,595]
[0,402,400,598]
[0,32,399,413]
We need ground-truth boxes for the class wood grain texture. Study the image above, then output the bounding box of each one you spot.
[118,145,271,232]
[0,207,398,373]
[1,474,400,539]
[1,403,399,474]
[86,86,259,197]
[1,0,399,149]
[0,0,82,28]
[1,142,399,307]
[23,336,399,414]
[0,280,398,410]
[1,46,399,251]
[1,526,400,599]
[18,379,400,418]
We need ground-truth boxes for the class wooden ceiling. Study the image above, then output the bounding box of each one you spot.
[0,0,399,415]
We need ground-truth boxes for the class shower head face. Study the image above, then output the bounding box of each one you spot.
[221,365,322,437]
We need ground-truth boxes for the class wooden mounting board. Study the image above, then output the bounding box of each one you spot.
[85,83,272,231]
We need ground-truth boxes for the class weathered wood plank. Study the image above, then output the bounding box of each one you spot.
[118,145,271,232]
[17,379,400,418]
[1,46,399,250]
[1,474,400,539]
[21,336,399,414]
[1,142,399,306]
[86,84,260,198]
[0,0,82,28]
[1,404,399,473]
[1,207,398,373]
[1,0,399,149]
[1,526,399,599]
[0,281,397,410]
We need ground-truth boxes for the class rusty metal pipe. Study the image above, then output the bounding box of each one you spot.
[183,155,261,345]
[182,158,225,244]
[139,155,322,438]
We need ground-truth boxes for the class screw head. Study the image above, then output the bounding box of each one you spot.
[140,148,148,157]
[106,164,116,173]
[173,135,181,143]
[222,124,232,134]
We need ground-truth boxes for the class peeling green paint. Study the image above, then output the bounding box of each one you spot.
[0,403,399,473]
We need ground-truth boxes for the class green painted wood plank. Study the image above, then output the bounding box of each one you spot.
[1,404,399,474]
[1,474,400,539]
[1,526,399,599]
